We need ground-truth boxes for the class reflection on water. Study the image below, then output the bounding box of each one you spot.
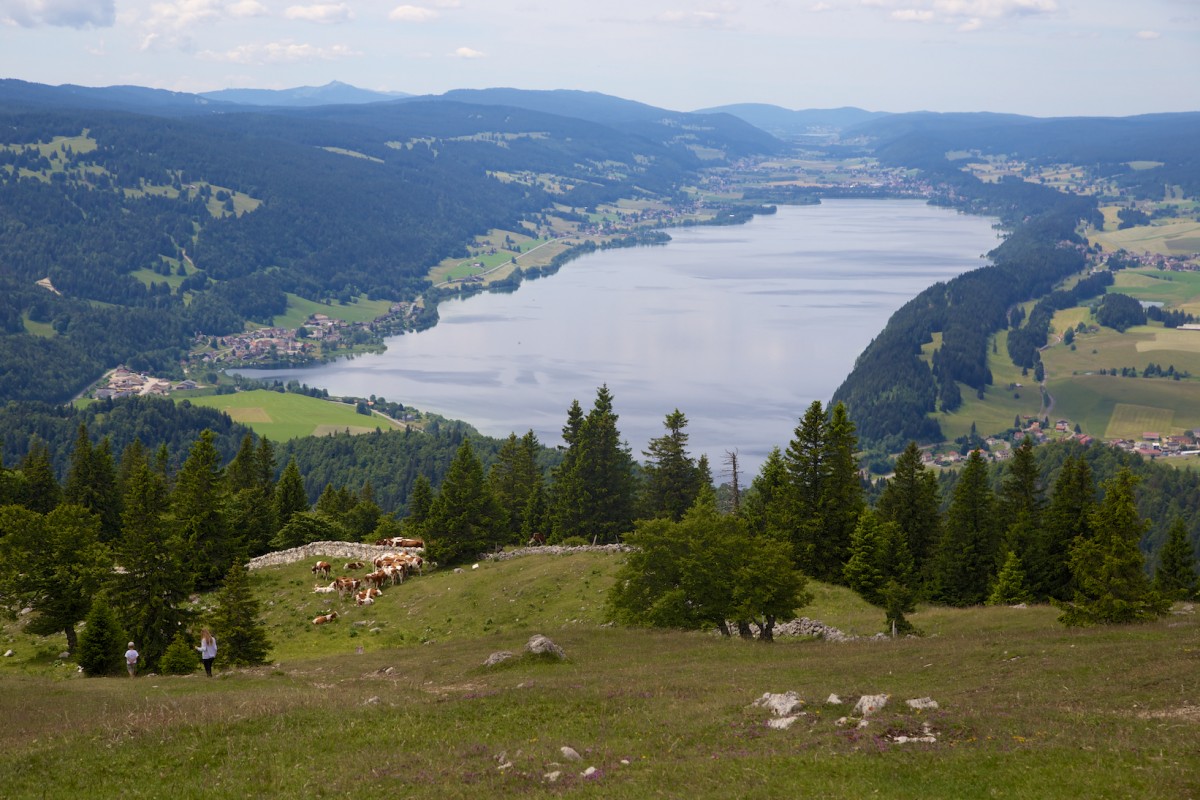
[239,200,999,478]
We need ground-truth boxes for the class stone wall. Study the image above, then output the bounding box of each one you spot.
[246,541,422,571]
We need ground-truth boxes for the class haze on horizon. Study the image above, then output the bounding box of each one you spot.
[1,0,1198,118]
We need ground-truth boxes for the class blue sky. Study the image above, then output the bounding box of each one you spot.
[1,0,1197,116]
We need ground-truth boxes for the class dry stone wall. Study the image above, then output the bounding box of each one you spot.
[246,541,422,571]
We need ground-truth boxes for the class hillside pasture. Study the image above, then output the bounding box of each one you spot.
[1113,267,1200,314]
[933,329,1043,440]
[188,390,401,440]
[1044,374,1200,438]
[1093,221,1200,258]
[271,293,393,330]
[0,550,1197,799]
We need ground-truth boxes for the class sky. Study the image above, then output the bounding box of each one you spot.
[1,0,1198,116]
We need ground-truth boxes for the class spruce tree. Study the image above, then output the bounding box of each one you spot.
[174,430,235,590]
[209,564,271,667]
[1153,518,1197,601]
[876,441,942,580]
[1057,469,1169,626]
[77,595,126,677]
[17,436,60,514]
[988,550,1032,605]
[640,409,701,522]
[933,449,1000,606]
[404,474,433,538]
[1035,455,1096,600]
[844,511,887,604]
[783,400,827,572]
[425,439,504,565]
[159,632,200,675]
[487,430,542,543]
[274,457,309,529]
[818,402,864,582]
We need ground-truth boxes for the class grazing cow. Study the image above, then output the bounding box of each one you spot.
[364,570,388,590]
[527,532,547,546]
[344,561,365,571]
[334,576,361,599]
[312,611,339,625]
[396,537,424,549]
[311,561,332,579]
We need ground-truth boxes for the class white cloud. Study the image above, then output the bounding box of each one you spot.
[931,0,1056,20]
[389,4,438,22]
[200,40,361,63]
[284,3,353,24]
[653,9,730,28]
[0,0,115,28]
[957,16,982,31]
[891,8,934,21]
[1135,30,1161,40]
[810,2,833,11]
[451,45,485,58]
[227,0,266,18]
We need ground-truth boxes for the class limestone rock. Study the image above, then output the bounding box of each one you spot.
[753,691,804,717]
[906,697,938,710]
[853,693,889,717]
[485,651,515,667]
[767,715,801,730]
[560,745,581,761]
[826,693,843,705]
[526,634,566,660]
[544,771,562,783]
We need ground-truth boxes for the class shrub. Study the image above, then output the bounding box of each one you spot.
[159,632,199,675]
[77,596,125,677]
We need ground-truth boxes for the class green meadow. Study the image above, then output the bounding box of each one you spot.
[187,390,402,440]
[271,293,393,330]
[2,551,1197,799]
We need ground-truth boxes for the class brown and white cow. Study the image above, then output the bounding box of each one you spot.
[311,561,332,579]
[312,611,339,625]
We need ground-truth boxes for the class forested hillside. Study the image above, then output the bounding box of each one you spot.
[0,80,775,405]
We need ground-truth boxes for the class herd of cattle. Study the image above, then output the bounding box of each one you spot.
[309,539,425,624]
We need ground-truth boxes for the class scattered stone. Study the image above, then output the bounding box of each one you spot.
[1010,603,1028,609]
[581,766,597,778]
[1173,603,1195,615]
[826,693,843,705]
[485,651,515,667]
[497,761,512,771]
[906,697,939,710]
[853,694,889,717]
[753,691,804,717]
[544,771,562,783]
[472,563,479,570]
[58,651,71,660]
[526,634,567,660]
[3,649,13,657]
[834,716,849,727]
[560,746,582,761]
[893,734,937,744]
[19,607,32,616]
[363,696,380,706]
[453,568,463,574]
[620,759,630,765]
[857,719,870,729]
[353,620,370,627]
[767,716,802,730]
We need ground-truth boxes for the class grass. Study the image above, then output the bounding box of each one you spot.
[271,293,394,330]
[1,550,1197,798]
[186,390,402,440]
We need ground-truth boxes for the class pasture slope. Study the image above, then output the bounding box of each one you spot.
[187,389,403,441]
[1,549,1197,798]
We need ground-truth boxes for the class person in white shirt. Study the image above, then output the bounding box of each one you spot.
[124,642,139,677]
[196,630,217,677]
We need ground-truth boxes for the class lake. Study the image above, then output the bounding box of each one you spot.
[240,200,1000,478]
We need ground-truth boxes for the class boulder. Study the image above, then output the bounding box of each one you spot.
[753,691,804,717]
[484,651,515,667]
[853,694,889,717]
[560,745,582,761]
[525,634,566,660]
[906,697,938,710]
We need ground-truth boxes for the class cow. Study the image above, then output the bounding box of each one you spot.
[334,576,361,599]
[364,570,388,590]
[311,561,332,579]
[344,561,365,571]
[313,582,338,594]
[312,611,339,625]
[355,588,382,606]
[527,532,547,546]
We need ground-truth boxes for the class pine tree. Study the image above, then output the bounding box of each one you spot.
[77,594,126,677]
[640,409,701,522]
[843,511,887,604]
[159,632,200,675]
[817,402,864,582]
[1153,518,1197,601]
[425,439,504,565]
[487,430,542,543]
[1000,437,1044,534]
[933,449,1000,606]
[1034,455,1096,600]
[404,474,433,538]
[783,400,827,572]
[1057,469,1169,626]
[209,564,271,667]
[742,447,794,544]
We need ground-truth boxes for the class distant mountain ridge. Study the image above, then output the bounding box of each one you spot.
[695,103,891,138]
[200,81,410,107]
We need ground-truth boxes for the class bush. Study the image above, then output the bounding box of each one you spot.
[159,632,199,675]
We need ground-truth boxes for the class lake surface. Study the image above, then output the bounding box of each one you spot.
[241,200,1000,478]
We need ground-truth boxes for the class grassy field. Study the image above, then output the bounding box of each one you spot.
[933,329,1044,441]
[1,550,1197,799]
[187,390,402,440]
[272,293,394,330]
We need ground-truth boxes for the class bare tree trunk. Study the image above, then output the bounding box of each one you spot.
[736,620,754,639]
[64,624,77,654]
[760,615,776,642]
[717,620,732,637]
[723,450,741,515]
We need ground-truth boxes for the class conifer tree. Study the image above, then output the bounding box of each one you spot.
[77,594,126,677]
[159,632,199,675]
[876,441,941,579]
[818,402,864,582]
[404,474,433,538]
[988,550,1032,605]
[488,430,542,543]
[742,447,793,544]
[209,564,271,667]
[174,430,235,590]
[113,461,192,671]
[1057,469,1169,626]
[640,409,702,522]
[1153,518,1197,601]
[274,457,309,529]
[933,449,1000,606]
[783,400,827,572]
[1034,455,1096,600]
[17,436,60,513]
[844,511,887,604]
[426,439,504,565]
